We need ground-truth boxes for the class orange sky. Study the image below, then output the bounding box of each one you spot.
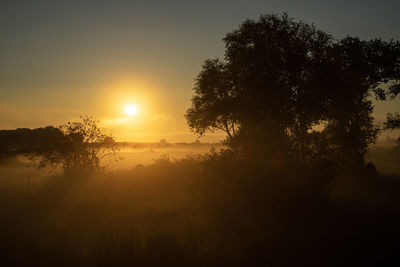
[1,1,399,143]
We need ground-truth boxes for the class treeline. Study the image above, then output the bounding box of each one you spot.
[0,116,117,173]
[0,126,63,159]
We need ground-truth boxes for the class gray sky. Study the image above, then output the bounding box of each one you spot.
[1,0,399,142]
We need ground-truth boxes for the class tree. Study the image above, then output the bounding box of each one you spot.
[186,13,333,159]
[186,13,400,168]
[385,113,400,130]
[185,58,239,140]
[320,37,400,166]
[36,116,118,174]
[384,112,400,145]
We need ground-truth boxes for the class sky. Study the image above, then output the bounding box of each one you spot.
[1,0,399,142]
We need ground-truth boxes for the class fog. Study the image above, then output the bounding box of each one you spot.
[0,140,400,266]
[1,10,400,265]
[104,142,224,170]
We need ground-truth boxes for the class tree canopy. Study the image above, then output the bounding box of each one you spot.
[31,116,118,174]
[0,126,63,160]
[186,13,400,168]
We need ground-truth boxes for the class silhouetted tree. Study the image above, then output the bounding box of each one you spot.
[384,112,400,146]
[186,13,400,169]
[320,37,400,167]
[186,13,333,161]
[36,116,118,174]
[385,113,400,130]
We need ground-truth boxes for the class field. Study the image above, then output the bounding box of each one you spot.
[0,142,399,265]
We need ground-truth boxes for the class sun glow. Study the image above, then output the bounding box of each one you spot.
[98,78,174,141]
[125,104,138,116]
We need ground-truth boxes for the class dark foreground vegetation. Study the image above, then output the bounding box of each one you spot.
[1,152,400,266]
[1,13,400,266]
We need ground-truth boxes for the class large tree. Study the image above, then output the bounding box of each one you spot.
[186,14,332,159]
[186,13,400,167]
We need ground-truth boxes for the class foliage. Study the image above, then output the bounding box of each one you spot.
[0,126,63,160]
[2,151,400,266]
[321,37,400,166]
[384,112,400,146]
[35,115,118,174]
[186,14,332,152]
[385,113,400,130]
[186,13,400,168]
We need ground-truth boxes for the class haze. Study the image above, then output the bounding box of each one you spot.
[1,0,400,142]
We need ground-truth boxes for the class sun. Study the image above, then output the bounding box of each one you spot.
[125,104,138,116]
